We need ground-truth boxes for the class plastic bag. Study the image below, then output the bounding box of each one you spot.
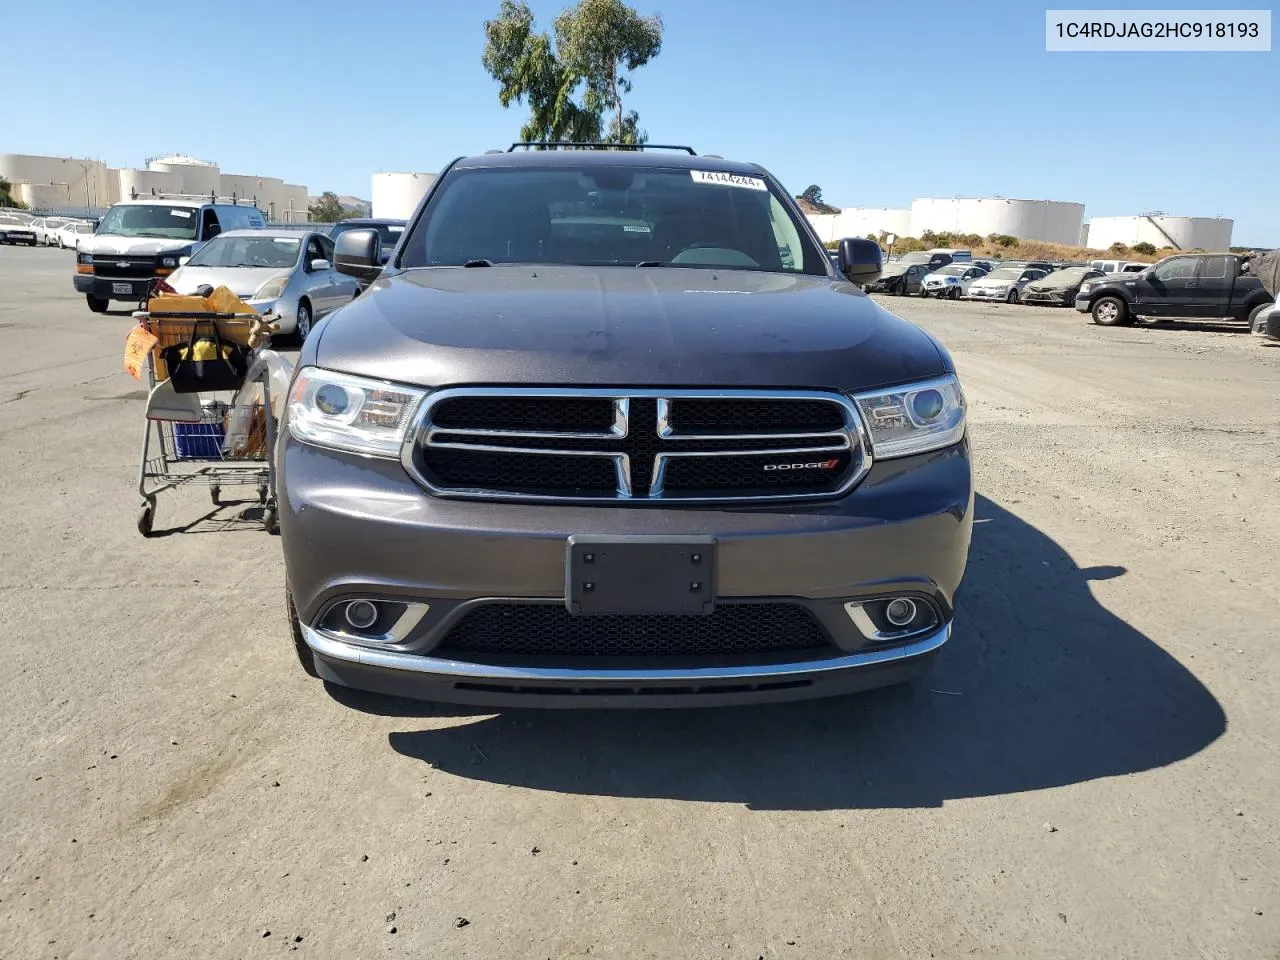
[221,350,295,457]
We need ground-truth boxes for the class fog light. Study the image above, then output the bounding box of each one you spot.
[885,597,917,627]
[344,600,379,630]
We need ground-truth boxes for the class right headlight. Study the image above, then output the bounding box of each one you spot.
[254,275,289,301]
[287,367,428,458]
[852,375,966,459]
[1078,282,1094,294]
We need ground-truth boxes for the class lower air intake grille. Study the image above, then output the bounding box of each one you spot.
[436,602,832,658]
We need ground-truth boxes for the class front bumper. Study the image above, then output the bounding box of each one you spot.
[967,288,1008,301]
[1,232,37,244]
[73,274,152,301]
[1021,289,1074,305]
[279,434,973,707]
[1074,295,1092,313]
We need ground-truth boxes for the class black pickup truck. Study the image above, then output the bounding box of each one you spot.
[1075,253,1273,327]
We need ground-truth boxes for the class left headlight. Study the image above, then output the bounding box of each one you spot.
[254,276,289,301]
[77,252,92,264]
[852,374,966,459]
[287,367,428,458]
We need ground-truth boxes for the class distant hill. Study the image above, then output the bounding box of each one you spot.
[308,195,371,216]
[796,196,840,216]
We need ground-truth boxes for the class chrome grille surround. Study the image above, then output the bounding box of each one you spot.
[400,387,872,503]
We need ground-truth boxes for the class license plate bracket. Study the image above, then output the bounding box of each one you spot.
[566,535,716,616]
[112,282,133,295]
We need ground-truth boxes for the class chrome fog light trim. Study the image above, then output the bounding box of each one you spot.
[314,600,430,645]
[844,597,939,643]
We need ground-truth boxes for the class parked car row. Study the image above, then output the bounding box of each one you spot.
[1,212,99,248]
[864,248,1275,331]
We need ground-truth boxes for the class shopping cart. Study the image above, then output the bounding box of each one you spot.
[135,310,279,537]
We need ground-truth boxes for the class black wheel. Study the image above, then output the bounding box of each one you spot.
[137,503,154,537]
[287,592,319,678]
[920,287,930,299]
[951,286,961,300]
[295,300,313,342]
[1005,288,1019,304]
[1091,296,1130,326]
[86,295,109,313]
[210,485,221,506]
[262,506,278,534]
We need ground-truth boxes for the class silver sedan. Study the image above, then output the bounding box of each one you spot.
[164,229,359,340]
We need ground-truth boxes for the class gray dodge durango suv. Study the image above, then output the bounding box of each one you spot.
[279,144,973,708]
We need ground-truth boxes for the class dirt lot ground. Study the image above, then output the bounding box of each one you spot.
[2,246,1278,959]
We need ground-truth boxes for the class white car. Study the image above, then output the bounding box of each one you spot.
[57,221,95,250]
[920,264,989,300]
[0,215,39,246]
[967,266,1048,304]
[32,217,68,245]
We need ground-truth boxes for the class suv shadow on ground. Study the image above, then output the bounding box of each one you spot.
[344,494,1226,810]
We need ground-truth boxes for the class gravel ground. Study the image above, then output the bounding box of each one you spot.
[2,246,1277,959]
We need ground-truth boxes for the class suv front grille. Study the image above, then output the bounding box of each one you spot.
[409,389,869,503]
[435,602,832,658]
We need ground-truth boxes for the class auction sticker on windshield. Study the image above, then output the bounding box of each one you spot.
[690,170,767,190]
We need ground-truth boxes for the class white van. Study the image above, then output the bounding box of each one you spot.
[1089,259,1147,275]
[73,196,266,312]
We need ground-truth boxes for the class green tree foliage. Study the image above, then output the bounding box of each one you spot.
[1131,241,1157,255]
[801,185,823,204]
[483,0,662,145]
[308,191,361,223]
[0,177,28,210]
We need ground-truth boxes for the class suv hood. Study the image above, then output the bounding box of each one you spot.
[81,235,193,256]
[314,266,948,392]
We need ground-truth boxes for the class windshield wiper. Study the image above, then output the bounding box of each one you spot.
[635,260,665,267]
[463,259,494,268]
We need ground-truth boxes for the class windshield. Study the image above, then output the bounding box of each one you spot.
[984,268,1022,281]
[935,264,968,276]
[186,235,300,268]
[399,165,825,275]
[98,204,198,240]
[1042,268,1090,282]
[333,222,405,250]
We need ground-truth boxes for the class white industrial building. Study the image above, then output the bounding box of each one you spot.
[0,152,309,221]
[806,208,912,244]
[804,196,1087,246]
[908,197,1086,246]
[1085,215,1232,252]
[371,172,437,219]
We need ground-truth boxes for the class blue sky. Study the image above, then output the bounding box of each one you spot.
[7,0,1276,243]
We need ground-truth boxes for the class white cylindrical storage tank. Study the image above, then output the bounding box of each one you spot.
[117,167,183,200]
[221,174,286,218]
[910,198,1085,245]
[805,214,838,244]
[0,154,112,210]
[372,172,436,219]
[832,207,912,240]
[1086,216,1232,251]
[146,155,220,196]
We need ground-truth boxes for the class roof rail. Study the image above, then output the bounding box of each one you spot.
[128,189,261,206]
[507,141,696,155]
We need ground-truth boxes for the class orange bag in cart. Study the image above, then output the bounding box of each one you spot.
[124,323,159,380]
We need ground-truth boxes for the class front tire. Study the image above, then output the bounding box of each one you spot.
[1091,296,1130,326]
[86,295,109,313]
[288,592,319,678]
[1005,288,1019,304]
[295,300,313,342]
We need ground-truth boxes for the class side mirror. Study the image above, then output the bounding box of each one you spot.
[333,229,382,283]
[309,258,331,272]
[837,237,883,285]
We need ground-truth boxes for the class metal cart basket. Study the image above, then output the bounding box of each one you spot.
[135,310,278,537]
